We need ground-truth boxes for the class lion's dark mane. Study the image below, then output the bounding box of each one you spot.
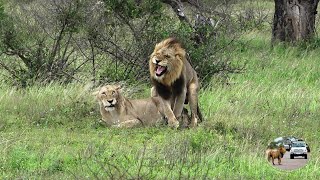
[151,75,185,100]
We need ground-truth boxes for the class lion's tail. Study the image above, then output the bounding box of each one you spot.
[197,104,203,122]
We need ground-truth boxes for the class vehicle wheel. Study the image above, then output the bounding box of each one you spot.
[290,155,294,159]
[304,155,307,159]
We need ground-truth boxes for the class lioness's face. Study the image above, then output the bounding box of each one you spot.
[150,48,177,79]
[96,85,120,111]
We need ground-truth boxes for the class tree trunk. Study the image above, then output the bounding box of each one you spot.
[272,0,319,43]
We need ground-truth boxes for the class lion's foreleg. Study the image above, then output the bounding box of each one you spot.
[188,82,199,127]
[278,156,281,165]
[164,99,179,128]
[173,89,186,118]
[154,98,178,128]
[151,87,158,97]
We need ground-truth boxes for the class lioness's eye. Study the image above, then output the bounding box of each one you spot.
[112,91,116,95]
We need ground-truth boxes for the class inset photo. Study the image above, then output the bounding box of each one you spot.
[265,136,310,171]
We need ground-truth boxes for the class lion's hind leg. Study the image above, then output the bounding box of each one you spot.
[188,82,200,127]
[272,157,275,165]
[270,152,276,165]
[266,150,271,162]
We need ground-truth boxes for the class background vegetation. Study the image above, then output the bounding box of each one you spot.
[1,0,320,179]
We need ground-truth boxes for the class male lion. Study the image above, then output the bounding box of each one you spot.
[93,85,184,128]
[149,37,202,127]
[266,146,286,165]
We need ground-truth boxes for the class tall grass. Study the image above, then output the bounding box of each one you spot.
[0,83,98,129]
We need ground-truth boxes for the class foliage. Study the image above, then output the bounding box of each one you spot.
[0,0,93,86]
[0,0,6,51]
[0,0,270,86]
[0,1,4,20]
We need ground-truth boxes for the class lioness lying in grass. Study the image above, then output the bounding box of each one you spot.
[93,85,190,128]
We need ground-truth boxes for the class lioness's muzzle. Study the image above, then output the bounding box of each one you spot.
[105,104,115,108]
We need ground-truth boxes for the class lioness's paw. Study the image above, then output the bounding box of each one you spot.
[111,124,121,128]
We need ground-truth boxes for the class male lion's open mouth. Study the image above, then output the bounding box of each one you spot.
[155,65,167,76]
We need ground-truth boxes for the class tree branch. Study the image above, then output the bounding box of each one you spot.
[161,0,192,27]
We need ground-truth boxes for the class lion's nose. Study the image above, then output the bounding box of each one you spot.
[155,59,160,64]
[107,100,113,103]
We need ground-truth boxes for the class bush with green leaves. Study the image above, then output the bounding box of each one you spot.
[0,0,265,86]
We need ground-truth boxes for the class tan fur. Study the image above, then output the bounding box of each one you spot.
[149,37,202,127]
[94,85,180,128]
[266,146,286,165]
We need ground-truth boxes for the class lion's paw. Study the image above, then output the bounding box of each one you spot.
[190,117,198,127]
[168,120,179,129]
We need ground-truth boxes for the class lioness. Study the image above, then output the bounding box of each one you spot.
[93,85,183,128]
[149,37,202,127]
[266,146,286,165]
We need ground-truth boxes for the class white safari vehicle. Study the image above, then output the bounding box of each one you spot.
[290,141,308,159]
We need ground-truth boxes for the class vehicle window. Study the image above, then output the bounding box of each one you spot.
[292,143,306,147]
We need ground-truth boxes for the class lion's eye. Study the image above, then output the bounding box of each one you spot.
[164,54,170,58]
[112,91,116,95]
[101,92,106,95]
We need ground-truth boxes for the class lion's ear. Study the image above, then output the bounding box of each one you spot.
[175,54,183,62]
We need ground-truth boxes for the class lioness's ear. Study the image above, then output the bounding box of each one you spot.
[92,90,99,96]
[115,85,121,90]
